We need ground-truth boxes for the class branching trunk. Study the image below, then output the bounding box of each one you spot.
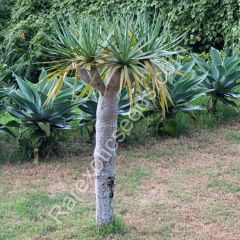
[208,96,217,113]
[94,92,118,226]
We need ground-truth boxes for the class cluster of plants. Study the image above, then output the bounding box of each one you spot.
[0,69,133,161]
[141,48,240,136]
[1,47,240,160]
[1,10,240,229]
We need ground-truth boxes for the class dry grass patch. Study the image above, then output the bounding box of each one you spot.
[1,123,240,239]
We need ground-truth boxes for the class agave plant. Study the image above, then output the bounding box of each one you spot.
[0,124,15,136]
[142,61,206,136]
[4,69,82,162]
[44,12,184,226]
[193,47,240,113]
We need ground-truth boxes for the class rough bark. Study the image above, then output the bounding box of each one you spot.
[208,96,217,113]
[79,67,120,226]
[78,67,106,94]
[94,92,118,226]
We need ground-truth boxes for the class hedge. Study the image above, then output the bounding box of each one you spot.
[0,0,240,82]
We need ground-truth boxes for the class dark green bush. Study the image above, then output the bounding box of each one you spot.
[0,0,15,37]
[4,70,82,161]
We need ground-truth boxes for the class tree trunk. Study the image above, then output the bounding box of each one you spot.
[94,92,118,226]
[208,96,217,113]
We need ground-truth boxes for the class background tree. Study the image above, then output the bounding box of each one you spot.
[45,13,183,226]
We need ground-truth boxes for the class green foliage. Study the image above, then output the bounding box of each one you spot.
[65,78,132,139]
[94,216,127,236]
[0,124,14,136]
[193,47,240,112]
[143,61,206,137]
[7,0,240,51]
[165,61,206,113]
[225,131,240,144]
[45,12,183,115]
[2,0,240,83]
[0,35,40,84]
[4,69,82,161]
[44,16,102,72]
[208,179,240,193]
[0,85,14,136]
[79,88,131,139]
[0,0,15,38]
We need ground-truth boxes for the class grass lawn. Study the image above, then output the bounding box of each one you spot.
[0,114,240,239]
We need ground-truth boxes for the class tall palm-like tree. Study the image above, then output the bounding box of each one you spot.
[44,12,184,226]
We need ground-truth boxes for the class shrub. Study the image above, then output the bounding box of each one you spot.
[143,61,206,137]
[193,47,240,113]
[0,85,14,136]
[4,70,82,162]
